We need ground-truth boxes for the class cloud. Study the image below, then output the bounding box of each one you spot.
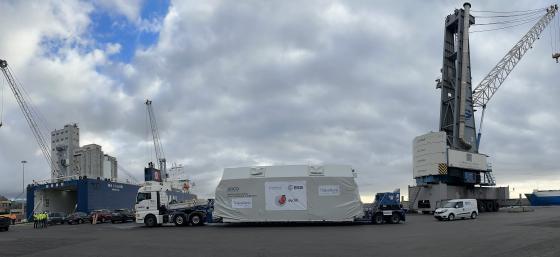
[94,0,143,22]
[0,0,559,202]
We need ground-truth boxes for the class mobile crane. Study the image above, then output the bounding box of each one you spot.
[409,3,558,213]
[0,59,60,179]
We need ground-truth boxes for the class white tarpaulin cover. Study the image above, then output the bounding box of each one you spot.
[214,165,363,222]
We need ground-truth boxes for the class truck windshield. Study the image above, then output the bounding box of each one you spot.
[136,192,151,203]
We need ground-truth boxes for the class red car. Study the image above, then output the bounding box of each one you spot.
[88,209,112,224]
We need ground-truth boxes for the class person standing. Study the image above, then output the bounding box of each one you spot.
[33,213,38,229]
[44,212,49,228]
[42,212,48,228]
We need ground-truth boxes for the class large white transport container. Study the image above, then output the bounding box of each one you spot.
[214,165,363,222]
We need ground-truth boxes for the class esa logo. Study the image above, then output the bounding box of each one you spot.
[288,185,304,191]
[227,186,240,192]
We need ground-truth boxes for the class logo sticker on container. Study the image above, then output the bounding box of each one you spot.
[318,185,340,196]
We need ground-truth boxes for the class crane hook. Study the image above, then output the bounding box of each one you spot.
[553,53,560,63]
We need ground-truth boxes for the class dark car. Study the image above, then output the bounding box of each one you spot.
[66,212,88,225]
[0,216,11,231]
[110,209,135,223]
[89,209,112,224]
[48,212,66,225]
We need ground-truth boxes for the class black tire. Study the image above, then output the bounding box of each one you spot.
[486,201,494,213]
[448,214,455,221]
[174,215,187,226]
[144,215,157,227]
[478,202,486,213]
[471,212,477,219]
[111,220,116,224]
[79,219,83,224]
[372,213,383,224]
[492,201,500,212]
[388,213,400,224]
[189,214,203,226]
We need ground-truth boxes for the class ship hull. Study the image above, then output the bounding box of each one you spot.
[26,178,140,219]
[525,191,560,206]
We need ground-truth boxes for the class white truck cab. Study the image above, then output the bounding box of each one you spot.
[135,181,175,226]
[434,199,478,221]
[135,181,207,227]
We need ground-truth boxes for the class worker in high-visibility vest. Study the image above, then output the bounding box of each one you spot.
[43,212,49,228]
[33,213,38,229]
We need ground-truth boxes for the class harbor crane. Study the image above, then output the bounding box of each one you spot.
[410,3,558,213]
[0,59,60,178]
[145,99,167,180]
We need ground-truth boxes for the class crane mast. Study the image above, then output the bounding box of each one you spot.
[0,59,59,178]
[145,99,167,179]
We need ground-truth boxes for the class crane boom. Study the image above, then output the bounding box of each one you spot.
[0,59,59,178]
[145,99,166,177]
[472,5,558,108]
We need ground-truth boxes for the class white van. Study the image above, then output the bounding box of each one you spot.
[434,199,478,221]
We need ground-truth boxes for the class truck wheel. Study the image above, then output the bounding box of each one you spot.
[471,212,477,219]
[174,215,187,226]
[372,213,383,224]
[448,214,455,221]
[189,214,203,226]
[389,214,400,224]
[144,215,157,227]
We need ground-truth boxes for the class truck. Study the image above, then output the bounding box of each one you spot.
[359,190,406,224]
[134,181,213,227]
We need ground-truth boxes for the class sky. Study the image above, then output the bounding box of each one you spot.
[0,0,559,202]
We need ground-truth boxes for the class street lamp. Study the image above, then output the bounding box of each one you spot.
[21,160,27,195]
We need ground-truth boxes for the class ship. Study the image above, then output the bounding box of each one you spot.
[525,190,560,206]
[26,176,141,219]
[25,164,197,219]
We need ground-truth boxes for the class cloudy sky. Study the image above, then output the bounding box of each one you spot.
[0,0,559,201]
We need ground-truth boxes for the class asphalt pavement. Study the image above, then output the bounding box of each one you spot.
[1,206,559,257]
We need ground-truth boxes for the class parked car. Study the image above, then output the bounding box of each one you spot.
[66,212,88,225]
[434,199,478,221]
[0,216,11,231]
[0,212,16,225]
[47,212,66,225]
[89,209,112,224]
[110,209,135,223]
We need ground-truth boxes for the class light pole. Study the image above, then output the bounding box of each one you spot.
[21,160,27,195]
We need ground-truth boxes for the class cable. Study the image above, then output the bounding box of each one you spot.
[1,76,4,127]
[475,9,546,18]
[471,8,547,14]
[473,13,543,26]
[470,17,543,33]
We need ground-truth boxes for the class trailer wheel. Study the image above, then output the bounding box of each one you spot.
[144,215,157,227]
[372,213,383,225]
[470,212,477,219]
[174,215,187,226]
[189,214,203,226]
[388,213,400,224]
